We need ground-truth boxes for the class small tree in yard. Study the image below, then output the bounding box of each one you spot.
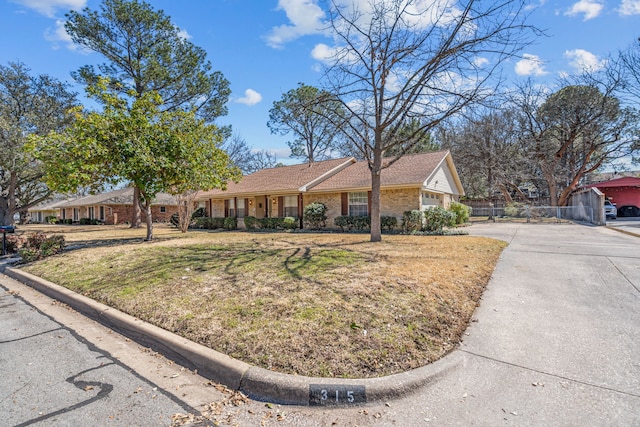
[174,190,199,233]
[31,81,240,241]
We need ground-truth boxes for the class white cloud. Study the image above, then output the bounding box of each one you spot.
[311,43,337,63]
[619,0,640,15]
[514,54,548,76]
[177,29,192,40]
[43,19,92,53]
[265,0,326,48]
[565,0,604,20]
[474,57,490,67]
[9,0,86,18]
[236,89,262,106]
[564,49,607,72]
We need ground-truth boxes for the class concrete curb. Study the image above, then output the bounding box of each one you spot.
[4,266,462,406]
[606,225,640,238]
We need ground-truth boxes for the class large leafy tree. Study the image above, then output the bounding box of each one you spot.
[31,81,239,241]
[320,0,537,241]
[268,83,344,163]
[517,82,637,206]
[65,0,231,226]
[0,61,78,226]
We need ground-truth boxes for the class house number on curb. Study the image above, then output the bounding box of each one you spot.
[309,385,366,406]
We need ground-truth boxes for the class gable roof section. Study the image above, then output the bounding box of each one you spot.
[28,198,75,212]
[198,157,356,198]
[58,188,178,208]
[309,150,464,194]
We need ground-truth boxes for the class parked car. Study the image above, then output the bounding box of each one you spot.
[604,199,617,219]
[617,205,640,217]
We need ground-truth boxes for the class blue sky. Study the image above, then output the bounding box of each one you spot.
[1,0,639,164]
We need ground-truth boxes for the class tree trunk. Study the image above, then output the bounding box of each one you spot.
[370,163,382,243]
[144,200,154,241]
[131,186,142,228]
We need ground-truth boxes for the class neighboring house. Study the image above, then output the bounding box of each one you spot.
[197,151,465,228]
[56,188,179,225]
[585,177,640,217]
[27,199,72,223]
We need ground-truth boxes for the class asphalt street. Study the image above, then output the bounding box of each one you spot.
[1,222,639,426]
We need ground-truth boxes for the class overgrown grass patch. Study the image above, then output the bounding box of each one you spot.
[19,224,506,378]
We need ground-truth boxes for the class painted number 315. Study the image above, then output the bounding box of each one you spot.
[309,385,366,405]
[321,389,355,403]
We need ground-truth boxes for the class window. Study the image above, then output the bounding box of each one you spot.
[349,192,368,217]
[283,196,298,217]
[160,206,167,213]
[88,206,95,219]
[422,192,440,207]
[99,206,105,220]
[236,199,246,218]
[226,199,235,217]
[73,208,79,221]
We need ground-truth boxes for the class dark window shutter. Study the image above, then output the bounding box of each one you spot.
[341,192,348,216]
[368,191,372,216]
[278,196,284,217]
[224,199,229,217]
[245,198,249,217]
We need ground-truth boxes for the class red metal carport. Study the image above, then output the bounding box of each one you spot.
[585,177,640,217]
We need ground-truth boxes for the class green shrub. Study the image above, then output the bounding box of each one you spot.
[194,217,225,229]
[402,210,423,232]
[244,216,257,230]
[334,216,349,231]
[381,216,398,231]
[423,206,456,233]
[18,247,40,263]
[448,201,471,224]
[192,207,207,219]
[283,217,298,230]
[223,217,237,230]
[303,202,327,229]
[39,235,65,257]
[79,218,92,225]
[352,216,370,231]
[4,235,24,254]
[18,232,65,262]
[64,219,72,225]
[45,216,57,224]
[504,202,527,217]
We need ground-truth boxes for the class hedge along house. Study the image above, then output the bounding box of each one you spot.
[197,151,465,229]
[56,187,179,225]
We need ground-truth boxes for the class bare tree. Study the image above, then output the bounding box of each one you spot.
[320,0,537,241]
[174,190,199,233]
[439,106,530,201]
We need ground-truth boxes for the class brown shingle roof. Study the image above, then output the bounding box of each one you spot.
[309,151,450,192]
[59,188,178,207]
[198,157,356,198]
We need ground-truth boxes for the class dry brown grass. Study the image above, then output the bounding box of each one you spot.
[18,224,506,378]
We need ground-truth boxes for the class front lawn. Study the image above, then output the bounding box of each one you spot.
[19,224,506,378]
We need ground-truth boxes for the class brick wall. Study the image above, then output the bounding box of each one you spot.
[304,188,422,228]
[58,204,177,225]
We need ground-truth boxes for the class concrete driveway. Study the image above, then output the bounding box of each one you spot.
[307,222,640,426]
